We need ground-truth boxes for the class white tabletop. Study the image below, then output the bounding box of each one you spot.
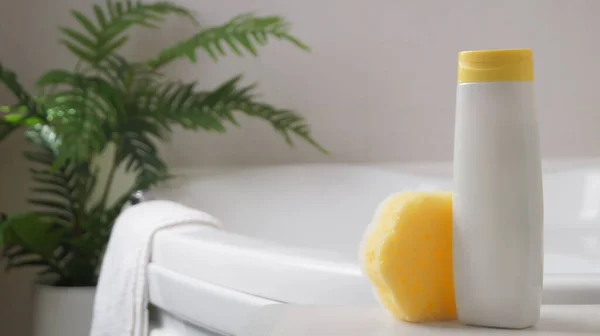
[240,305,600,335]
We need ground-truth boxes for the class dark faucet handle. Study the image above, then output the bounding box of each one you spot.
[129,190,154,205]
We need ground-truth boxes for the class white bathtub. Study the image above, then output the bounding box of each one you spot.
[147,161,600,336]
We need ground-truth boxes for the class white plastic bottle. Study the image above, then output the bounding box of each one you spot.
[453,49,543,329]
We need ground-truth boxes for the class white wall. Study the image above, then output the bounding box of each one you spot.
[3,0,600,167]
[2,0,600,334]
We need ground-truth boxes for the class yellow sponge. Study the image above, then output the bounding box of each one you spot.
[360,191,456,322]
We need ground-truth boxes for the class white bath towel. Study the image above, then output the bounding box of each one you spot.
[89,200,222,336]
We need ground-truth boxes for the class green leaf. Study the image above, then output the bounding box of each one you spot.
[117,131,165,174]
[60,40,96,63]
[93,4,108,28]
[232,100,328,154]
[148,14,310,68]
[31,187,72,200]
[280,34,311,51]
[24,117,42,126]
[2,113,42,127]
[23,125,84,226]
[4,113,26,123]
[154,80,229,132]
[235,34,257,56]
[97,35,128,60]
[62,1,196,67]
[34,211,73,224]
[1,214,63,258]
[0,62,45,141]
[213,40,226,55]
[28,198,71,212]
[37,69,76,87]
[252,31,268,45]
[36,70,115,164]
[31,175,66,188]
[59,27,96,50]
[224,37,243,56]
[115,2,123,15]
[106,0,117,19]
[71,10,99,37]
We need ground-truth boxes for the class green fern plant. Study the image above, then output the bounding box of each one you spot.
[0,0,325,286]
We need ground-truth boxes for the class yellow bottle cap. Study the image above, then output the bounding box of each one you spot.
[457,49,534,83]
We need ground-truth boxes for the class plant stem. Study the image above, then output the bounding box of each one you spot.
[99,158,118,209]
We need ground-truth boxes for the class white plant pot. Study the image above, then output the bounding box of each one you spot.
[33,285,96,336]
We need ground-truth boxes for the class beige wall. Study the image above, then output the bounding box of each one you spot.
[0,97,35,336]
[2,0,600,334]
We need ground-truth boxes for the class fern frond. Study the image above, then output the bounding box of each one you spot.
[87,58,169,138]
[0,63,38,109]
[155,77,255,132]
[0,63,46,141]
[23,127,82,228]
[37,69,121,110]
[115,130,168,179]
[154,76,326,153]
[0,213,65,262]
[148,13,310,68]
[37,70,121,165]
[20,126,100,283]
[60,1,196,67]
[232,100,328,154]
[115,58,162,90]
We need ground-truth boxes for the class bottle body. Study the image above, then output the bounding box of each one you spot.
[453,81,543,328]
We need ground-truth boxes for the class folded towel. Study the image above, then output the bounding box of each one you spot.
[89,200,222,336]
